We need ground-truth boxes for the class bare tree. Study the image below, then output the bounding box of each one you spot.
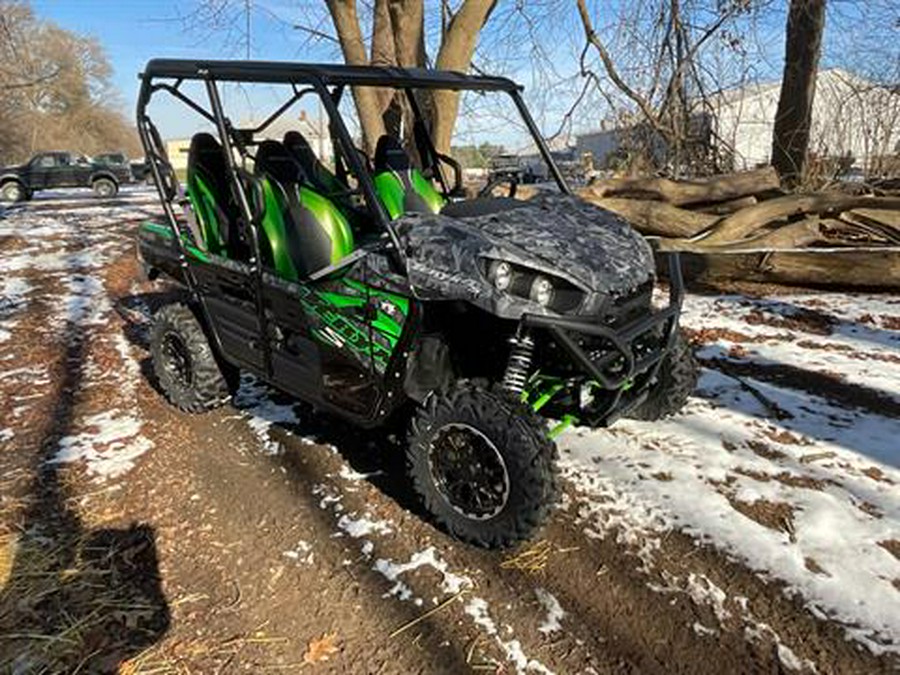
[325,0,496,154]
[770,0,827,186]
[0,1,140,164]
[573,0,765,176]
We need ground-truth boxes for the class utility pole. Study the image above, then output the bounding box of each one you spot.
[245,0,251,59]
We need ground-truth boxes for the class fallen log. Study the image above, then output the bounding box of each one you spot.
[657,218,823,252]
[698,194,900,244]
[842,208,900,235]
[693,195,758,215]
[584,167,780,206]
[833,215,900,246]
[578,196,717,238]
[663,248,900,288]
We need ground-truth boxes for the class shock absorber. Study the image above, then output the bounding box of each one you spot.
[502,330,535,396]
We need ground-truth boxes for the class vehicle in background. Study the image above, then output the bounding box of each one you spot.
[0,151,130,202]
[93,152,151,183]
[487,153,538,185]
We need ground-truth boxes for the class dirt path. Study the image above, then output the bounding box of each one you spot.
[1,194,898,673]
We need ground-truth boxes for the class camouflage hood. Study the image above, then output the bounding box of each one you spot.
[397,193,654,317]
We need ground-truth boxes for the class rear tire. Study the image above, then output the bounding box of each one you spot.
[1,181,25,203]
[92,177,118,198]
[629,328,698,421]
[407,382,558,549]
[150,303,236,412]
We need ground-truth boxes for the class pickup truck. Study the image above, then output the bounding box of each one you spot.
[93,152,152,183]
[0,151,132,202]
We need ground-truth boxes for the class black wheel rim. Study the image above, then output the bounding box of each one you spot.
[427,423,510,520]
[161,331,193,388]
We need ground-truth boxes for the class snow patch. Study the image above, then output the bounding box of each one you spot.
[51,410,154,479]
[337,514,393,538]
[559,290,900,655]
[283,540,314,565]
[534,588,566,635]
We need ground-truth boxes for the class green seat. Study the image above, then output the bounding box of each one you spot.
[372,135,445,219]
[253,140,354,281]
[186,133,241,256]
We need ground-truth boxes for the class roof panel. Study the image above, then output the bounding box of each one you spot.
[141,59,520,92]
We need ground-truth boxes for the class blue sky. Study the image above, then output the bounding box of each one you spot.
[28,1,887,148]
[31,0,341,137]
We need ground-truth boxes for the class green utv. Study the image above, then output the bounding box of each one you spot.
[135,59,697,548]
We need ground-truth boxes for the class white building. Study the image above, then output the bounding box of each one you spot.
[709,69,900,171]
[245,109,333,166]
[576,69,900,174]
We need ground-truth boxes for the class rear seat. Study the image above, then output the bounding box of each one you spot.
[253,140,354,281]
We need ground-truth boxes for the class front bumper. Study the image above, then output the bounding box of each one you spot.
[521,252,685,424]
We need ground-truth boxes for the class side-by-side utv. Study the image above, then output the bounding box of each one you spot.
[135,59,697,548]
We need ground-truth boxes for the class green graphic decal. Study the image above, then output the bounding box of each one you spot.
[292,277,410,373]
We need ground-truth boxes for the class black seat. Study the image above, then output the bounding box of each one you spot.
[254,140,354,281]
[186,133,242,256]
[283,131,346,197]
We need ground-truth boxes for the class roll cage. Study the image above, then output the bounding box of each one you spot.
[136,58,571,278]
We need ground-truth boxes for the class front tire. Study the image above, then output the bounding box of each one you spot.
[150,303,236,412]
[1,181,25,203]
[629,328,698,421]
[407,382,558,548]
[92,177,118,198]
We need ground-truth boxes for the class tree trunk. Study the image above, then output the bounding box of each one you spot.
[326,0,386,154]
[389,0,426,67]
[431,0,498,154]
[770,0,827,187]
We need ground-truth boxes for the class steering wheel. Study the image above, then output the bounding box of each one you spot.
[477,174,518,200]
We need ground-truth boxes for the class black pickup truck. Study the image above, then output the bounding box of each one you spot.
[0,151,131,202]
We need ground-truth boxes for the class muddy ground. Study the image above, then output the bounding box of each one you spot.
[0,190,898,674]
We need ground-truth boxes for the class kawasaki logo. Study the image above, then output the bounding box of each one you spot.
[408,260,485,298]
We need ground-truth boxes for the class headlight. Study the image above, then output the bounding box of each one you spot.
[482,257,585,312]
[529,275,554,307]
[489,260,513,291]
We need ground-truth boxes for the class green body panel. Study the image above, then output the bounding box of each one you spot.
[140,220,210,262]
[300,278,410,371]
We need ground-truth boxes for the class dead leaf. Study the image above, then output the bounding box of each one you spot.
[303,632,339,665]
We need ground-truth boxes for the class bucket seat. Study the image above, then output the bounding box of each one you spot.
[253,140,354,281]
[372,134,446,219]
[283,130,347,198]
[186,133,242,256]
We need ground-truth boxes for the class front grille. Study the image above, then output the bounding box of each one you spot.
[603,279,653,326]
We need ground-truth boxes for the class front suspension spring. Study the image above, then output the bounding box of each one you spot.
[502,332,535,395]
